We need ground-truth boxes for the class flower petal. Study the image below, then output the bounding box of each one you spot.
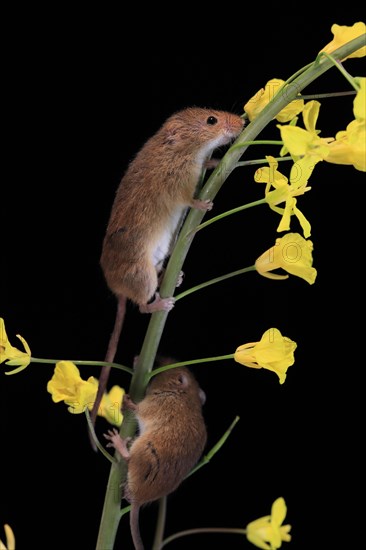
[47,361,98,413]
[0,524,15,550]
[271,497,287,526]
[91,385,125,426]
[235,329,296,384]
[320,22,366,59]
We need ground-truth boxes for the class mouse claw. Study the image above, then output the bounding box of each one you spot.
[160,297,175,311]
[176,270,184,288]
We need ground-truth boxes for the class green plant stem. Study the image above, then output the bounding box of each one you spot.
[149,355,235,378]
[29,357,133,374]
[95,34,365,550]
[160,527,247,548]
[152,497,167,550]
[195,200,266,232]
[85,408,117,465]
[188,416,240,477]
[232,139,284,148]
[95,458,126,550]
[299,90,357,99]
[119,505,131,520]
[230,139,283,150]
[236,155,293,167]
[174,265,256,301]
[316,52,360,90]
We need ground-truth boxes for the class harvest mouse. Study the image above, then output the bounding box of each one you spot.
[90,107,244,434]
[104,366,207,550]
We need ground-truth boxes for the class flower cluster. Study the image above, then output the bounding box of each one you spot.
[47,361,125,425]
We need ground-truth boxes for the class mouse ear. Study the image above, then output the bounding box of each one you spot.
[177,371,189,387]
[162,121,179,146]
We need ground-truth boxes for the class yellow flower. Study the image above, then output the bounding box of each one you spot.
[47,361,98,414]
[277,100,333,162]
[326,78,366,171]
[320,22,366,60]
[234,328,296,384]
[89,385,125,427]
[255,232,317,285]
[353,78,366,121]
[0,318,31,375]
[0,524,15,550]
[255,156,312,237]
[246,497,291,550]
[244,78,304,122]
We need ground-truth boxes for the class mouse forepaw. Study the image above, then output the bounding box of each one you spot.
[204,158,220,169]
[103,429,131,460]
[123,393,138,411]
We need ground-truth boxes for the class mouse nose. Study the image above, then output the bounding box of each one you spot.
[199,388,206,405]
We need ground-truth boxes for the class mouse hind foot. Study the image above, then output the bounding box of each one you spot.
[139,292,175,313]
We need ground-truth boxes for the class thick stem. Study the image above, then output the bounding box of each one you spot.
[95,460,126,550]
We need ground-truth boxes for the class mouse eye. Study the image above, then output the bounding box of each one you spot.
[206,116,218,125]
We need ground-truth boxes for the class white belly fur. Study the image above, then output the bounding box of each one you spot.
[151,206,186,267]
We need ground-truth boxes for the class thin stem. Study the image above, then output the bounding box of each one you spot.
[299,90,357,99]
[236,155,293,167]
[160,527,247,548]
[188,416,240,477]
[152,497,167,550]
[149,355,235,378]
[119,505,131,521]
[230,139,283,150]
[29,357,133,375]
[174,266,257,302]
[195,202,266,232]
[282,61,314,84]
[316,52,360,90]
[84,409,117,465]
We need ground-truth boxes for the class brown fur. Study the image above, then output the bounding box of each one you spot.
[100,107,244,307]
[104,367,207,550]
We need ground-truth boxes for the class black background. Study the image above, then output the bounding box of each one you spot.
[1,8,365,550]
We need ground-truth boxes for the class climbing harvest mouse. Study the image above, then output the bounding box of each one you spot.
[100,106,244,313]
[90,107,244,432]
[104,366,207,550]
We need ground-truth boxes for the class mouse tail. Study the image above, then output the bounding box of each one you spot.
[89,294,127,450]
[130,503,144,550]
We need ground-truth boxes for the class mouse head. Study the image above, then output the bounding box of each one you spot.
[160,107,244,154]
[147,366,206,404]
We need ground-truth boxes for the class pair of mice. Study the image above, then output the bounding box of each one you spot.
[94,106,244,548]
